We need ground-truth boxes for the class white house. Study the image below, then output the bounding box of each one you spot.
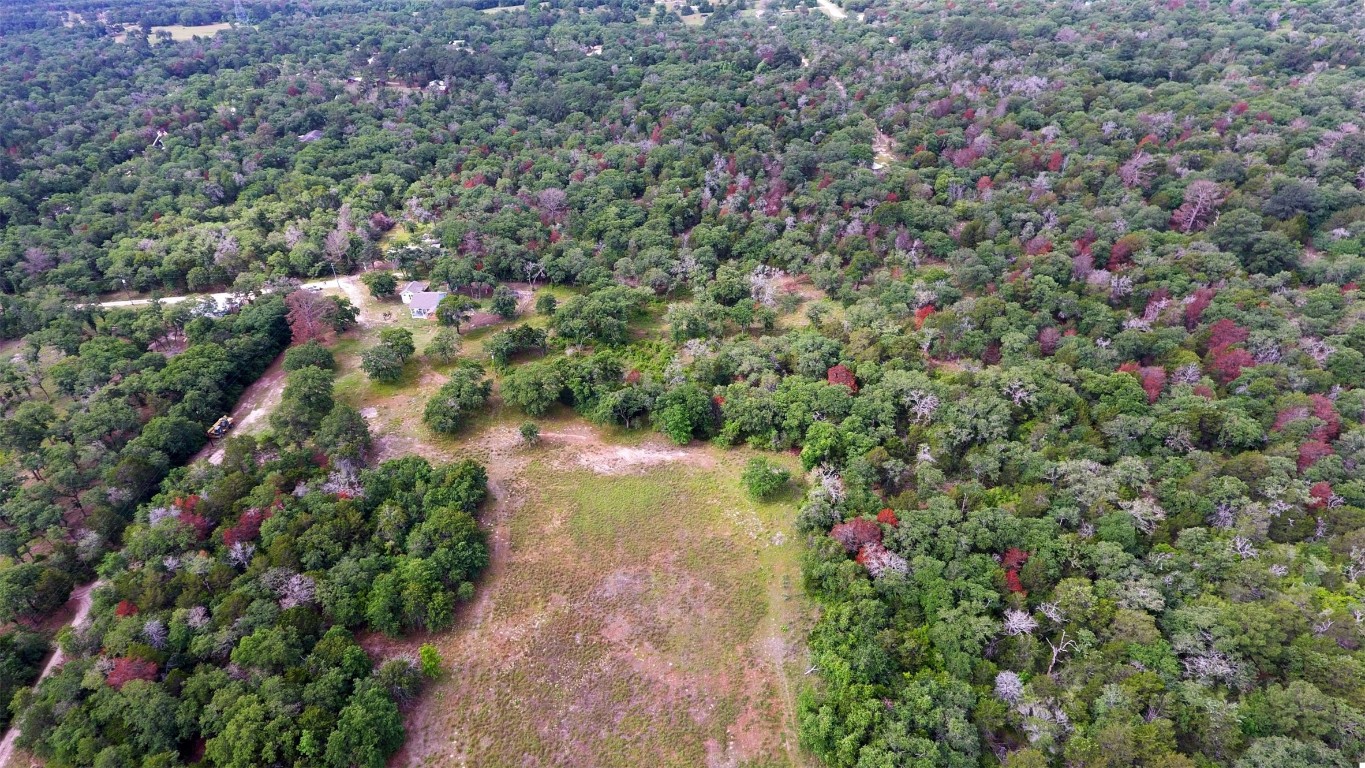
[399,281,426,304]
[409,290,447,320]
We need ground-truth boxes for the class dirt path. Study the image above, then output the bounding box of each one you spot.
[191,354,289,466]
[872,128,897,170]
[92,276,341,310]
[330,275,381,327]
[0,581,101,768]
[539,423,717,474]
[815,0,847,21]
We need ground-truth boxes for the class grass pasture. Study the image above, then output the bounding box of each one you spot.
[114,22,233,44]
[315,276,815,766]
[387,434,812,768]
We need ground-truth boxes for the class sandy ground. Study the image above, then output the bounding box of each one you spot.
[815,0,847,21]
[0,581,101,768]
[93,276,338,310]
[539,424,718,475]
[190,354,289,465]
[872,129,897,171]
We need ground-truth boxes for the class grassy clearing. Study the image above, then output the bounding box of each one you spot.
[115,22,234,43]
[290,277,816,766]
[397,434,812,767]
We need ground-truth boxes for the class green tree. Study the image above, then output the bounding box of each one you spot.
[418,644,443,679]
[0,401,55,454]
[423,367,492,434]
[652,384,714,444]
[271,365,335,445]
[742,457,790,500]
[361,271,398,299]
[330,296,360,332]
[425,328,462,364]
[361,344,407,384]
[323,687,404,768]
[490,284,518,320]
[535,293,558,316]
[519,421,540,445]
[284,340,335,371]
[436,296,478,331]
[317,403,372,463]
[501,362,565,416]
[377,328,415,360]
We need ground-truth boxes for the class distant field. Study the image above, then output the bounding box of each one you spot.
[114,22,233,43]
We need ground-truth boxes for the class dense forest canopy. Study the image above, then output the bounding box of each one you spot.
[1,0,1365,764]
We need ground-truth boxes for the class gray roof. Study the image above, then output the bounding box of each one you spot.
[401,281,427,294]
[409,291,447,312]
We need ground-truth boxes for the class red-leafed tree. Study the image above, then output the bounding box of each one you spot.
[179,512,213,540]
[285,290,337,345]
[107,657,158,690]
[1184,287,1215,330]
[1309,481,1334,509]
[1309,394,1341,441]
[1210,348,1255,384]
[877,508,899,526]
[1273,405,1310,432]
[1109,234,1144,268]
[827,365,858,392]
[1002,548,1029,570]
[1025,236,1053,256]
[1005,570,1026,595]
[1002,548,1030,594]
[830,518,881,553]
[914,305,935,330]
[223,508,273,548]
[1207,320,1254,384]
[1208,319,1249,352]
[114,600,139,617]
[1038,326,1061,356]
[1139,366,1167,404]
[1298,440,1334,473]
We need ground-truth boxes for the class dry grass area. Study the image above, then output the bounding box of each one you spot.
[115,22,233,44]
[360,417,812,768]
[290,278,815,767]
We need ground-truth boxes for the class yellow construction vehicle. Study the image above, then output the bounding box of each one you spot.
[207,415,235,439]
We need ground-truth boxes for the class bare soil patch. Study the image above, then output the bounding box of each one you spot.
[539,423,717,474]
[872,128,897,170]
[191,354,289,465]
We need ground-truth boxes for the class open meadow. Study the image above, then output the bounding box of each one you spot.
[313,282,815,768]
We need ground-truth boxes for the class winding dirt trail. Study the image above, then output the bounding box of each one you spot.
[0,581,101,768]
